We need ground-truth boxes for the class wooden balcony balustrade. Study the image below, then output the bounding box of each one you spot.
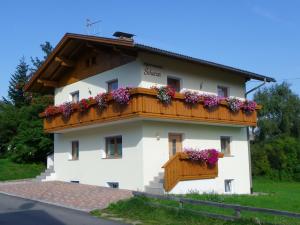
[162,152,224,192]
[40,88,260,132]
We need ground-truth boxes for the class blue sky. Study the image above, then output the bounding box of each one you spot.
[1,0,300,98]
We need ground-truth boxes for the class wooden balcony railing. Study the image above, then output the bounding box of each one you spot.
[162,152,224,192]
[40,88,260,132]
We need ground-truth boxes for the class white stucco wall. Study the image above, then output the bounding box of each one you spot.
[53,122,144,191]
[138,52,246,98]
[142,121,251,194]
[54,61,142,105]
[54,53,246,106]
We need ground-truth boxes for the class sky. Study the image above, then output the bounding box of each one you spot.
[1,0,300,99]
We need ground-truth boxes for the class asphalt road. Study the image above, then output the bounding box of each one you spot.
[0,193,126,225]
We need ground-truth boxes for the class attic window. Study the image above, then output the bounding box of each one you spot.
[85,56,97,67]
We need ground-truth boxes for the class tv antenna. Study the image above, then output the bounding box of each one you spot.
[86,19,102,35]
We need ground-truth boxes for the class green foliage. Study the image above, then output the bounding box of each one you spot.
[95,179,300,225]
[0,42,54,163]
[0,158,45,181]
[254,82,300,140]
[7,102,53,163]
[252,83,300,181]
[7,57,30,107]
[30,41,53,74]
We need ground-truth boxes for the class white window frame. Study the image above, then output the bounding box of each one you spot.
[220,136,232,156]
[106,79,118,92]
[167,76,182,92]
[70,91,79,103]
[69,140,79,161]
[217,85,229,98]
[224,179,234,193]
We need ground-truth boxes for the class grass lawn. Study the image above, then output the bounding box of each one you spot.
[92,178,300,225]
[0,158,45,181]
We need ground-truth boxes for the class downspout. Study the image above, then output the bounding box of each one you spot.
[245,78,266,194]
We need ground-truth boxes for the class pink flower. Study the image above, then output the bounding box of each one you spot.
[242,100,257,113]
[112,87,131,105]
[184,148,220,167]
[203,95,220,109]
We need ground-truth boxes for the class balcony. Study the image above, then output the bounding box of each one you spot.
[40,88,260,133]
[162,152,224,192]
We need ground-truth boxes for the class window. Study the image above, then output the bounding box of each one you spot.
[217,86,228,98]
[107,79,118,92]
[167,77,181,92]
[70,180,80,184]
[71,141,79,160]
[71,91,79,103]
[105,136,122,158]
[107,182,119,189]
[85,56,97,67]
[224,179,233,193]
[220,136,231,156]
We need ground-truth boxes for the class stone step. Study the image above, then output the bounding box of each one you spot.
[153,177,164,183]
[149,181,164,188]
[144,187,164,195]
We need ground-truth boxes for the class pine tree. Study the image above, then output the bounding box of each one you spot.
[30,41,53,74]
[7,57,29,107]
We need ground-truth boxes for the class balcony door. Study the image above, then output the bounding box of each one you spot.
[168,133,182,158]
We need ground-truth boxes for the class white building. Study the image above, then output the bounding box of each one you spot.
[25,32,274,194]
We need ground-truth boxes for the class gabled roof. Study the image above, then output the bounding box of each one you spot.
[25,33,275,93]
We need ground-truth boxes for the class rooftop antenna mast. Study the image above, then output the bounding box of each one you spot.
[86,19,102,35]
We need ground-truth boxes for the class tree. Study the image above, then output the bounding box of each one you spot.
[7,57,30,107]
[30,41,53,74]
[251,82,300,181]
[253,82,300,141]
[0,41,54,162]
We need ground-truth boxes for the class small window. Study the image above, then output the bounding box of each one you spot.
[220,136,231,156]
[105,136,122,158]
[225,179,233,193]
[71,141,79,160]
[107,79,118,92]
[167,77,181,92]
[107,182,119,189]
[217,86,228,98]
[71,91,79,103]
[85,56,97,67]
[70,180,80,184]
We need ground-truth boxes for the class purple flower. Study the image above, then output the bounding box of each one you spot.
[59,102,73,119]
[112,87,131,105]
[184,91,201,105]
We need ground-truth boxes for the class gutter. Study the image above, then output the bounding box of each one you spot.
[245,77,267,194]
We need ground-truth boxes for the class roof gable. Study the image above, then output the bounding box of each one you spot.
[25,33,275,93]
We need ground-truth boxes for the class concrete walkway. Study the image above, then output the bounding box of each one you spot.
[0,181,132,212]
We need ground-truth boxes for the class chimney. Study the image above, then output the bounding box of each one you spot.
[113,31,135,42]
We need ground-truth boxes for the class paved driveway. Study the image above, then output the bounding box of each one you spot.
[0,181,132,212]
[0,193,126,225]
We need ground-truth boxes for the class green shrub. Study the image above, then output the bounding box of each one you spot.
[251,136,300,181]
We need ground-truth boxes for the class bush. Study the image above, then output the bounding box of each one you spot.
[251,136,300,181]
